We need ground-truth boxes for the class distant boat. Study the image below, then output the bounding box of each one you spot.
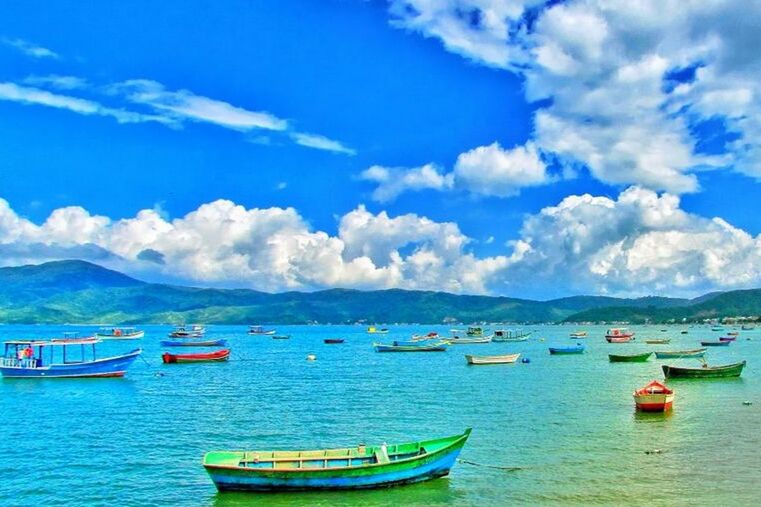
[160,338,227,347]
[493,329,531,342]
[446,335,493,344]
[203,428,472,492]
[680,330,688,334]
[701,340,730,347]
[374,341,448,352]
[719,336,736,342]
[549,344,585,355]
[569,331,587,338]
[367,326,389,334]
[323,338,345,344]
[711,326,724,332]
[168,325,205,338]
[633,380,674,412]
[248,326,276,335]
[95,327,144,340]
[605,328,634,343]
[726,331,739,336]
[662,361,745,379]
[609,352,652,362]
[645,339,670,344]
[741,325,755,330]
[654,348,706,359]
[0,338,141,378]
[465,353,520,365]
[465,326,488,337]
[411,332,439,341]
[272,335,290,340]
[162,349,230,364]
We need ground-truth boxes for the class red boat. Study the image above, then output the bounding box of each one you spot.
[605,327,635,343]
[162,348,230,364]
[633,380,674,412]
[324,338,345,344]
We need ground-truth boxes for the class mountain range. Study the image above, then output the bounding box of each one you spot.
[0,260,757,324]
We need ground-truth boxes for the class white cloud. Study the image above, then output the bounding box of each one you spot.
[360,163,454,202]
[386,0,761,191]
[290,132,356,155]
[0,82,175,126]
[23,75,88,90]
[2,38,58,59]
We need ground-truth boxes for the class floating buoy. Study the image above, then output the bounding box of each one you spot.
[743,401,752,406]
[521,358,531,364]
[306,354,317,361]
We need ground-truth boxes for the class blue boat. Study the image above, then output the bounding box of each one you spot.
[0,338,141,378]
[701,340,730,347]
[549,344,585,355]
[160,338,228,347]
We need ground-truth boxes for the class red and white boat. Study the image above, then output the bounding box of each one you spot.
[605,327,635,343]
[162,348,230,364]
[633,380,674,412]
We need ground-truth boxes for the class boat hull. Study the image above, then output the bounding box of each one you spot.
[162,349,230,364]
[606,336,634,343]
[465,353,520,365]
[609,352,652,362]
[645,339,670,344]
[549,346,584,355]
[0,349,141,378]
[95,331,145,340]
[662,361,746,379]
[324,339,344,344]
[654,349,706,359]
[374,342,448,352]
[634,393,674,412]
[701,341,730,347]
[160,339,227,347]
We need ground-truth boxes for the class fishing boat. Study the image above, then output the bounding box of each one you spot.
[719,336,736,342]
[492,329,531,342]
[272,335,291,340]
[549,344,585,355]
[645,339,671,344]
[569,331,587,338]
[324,338,345,344]
[465,353,520,365]
[160,338,228,347]
[662,361,745,379]
[374,341,448,352]
[162,348,230,364]
[95,327,145,340]
[168,325,206,338]
[701,340,730,347]
[248,326,276,335]
[0,338,141,378]
[609,352,652,362]
[654,348,706,359]
[367,326,389,334]
[203,428,471,491]
[605,328,634,343]
[633,380,674,412]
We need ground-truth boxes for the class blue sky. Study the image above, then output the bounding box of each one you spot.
[1,1,761,299]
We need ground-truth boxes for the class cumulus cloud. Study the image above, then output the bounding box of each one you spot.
[2,38,58,59]
[360,163,454,202]
[387,0,761,191]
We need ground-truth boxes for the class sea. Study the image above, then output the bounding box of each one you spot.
[1,324,759,506]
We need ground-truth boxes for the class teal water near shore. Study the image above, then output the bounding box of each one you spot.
[1,324,760,506]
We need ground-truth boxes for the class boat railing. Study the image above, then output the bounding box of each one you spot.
[1,357,38,368]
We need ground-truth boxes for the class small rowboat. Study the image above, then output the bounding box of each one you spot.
[605,328,634,343]
[465,353,520,365]
[654,348,706,359]
[162,348,230,364]
[203,428,471,491]
[719,336,736,342]
[446,335,493,344]
[701,340,730,347]
[272,335,290,340]
[645,339,670,344]
[633,380,674,412]
[662,361,745,379]
[160,338,228,347]
[609,352,652,363]
[549,344,585,355]
[324,338,344,344]
[569,331,587,338]
[374,341,448,352]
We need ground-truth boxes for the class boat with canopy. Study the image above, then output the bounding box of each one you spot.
[95,327,145,340]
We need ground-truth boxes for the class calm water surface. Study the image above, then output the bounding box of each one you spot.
[1,324,760,506]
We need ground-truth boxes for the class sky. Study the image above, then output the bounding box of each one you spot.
[1,0,761,299]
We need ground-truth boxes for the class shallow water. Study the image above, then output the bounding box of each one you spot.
[1,324,759,506]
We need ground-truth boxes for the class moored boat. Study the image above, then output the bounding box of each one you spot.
[324,338,345,344]
[367,326,389,334]
[609,352,652,362]
[605,328,634,343]
[411,332,439,341]
[492,329,531,342]
[0,338,141,378]
[727,331,739,336]
[162,348,231,364]
[465,353,520,365]
[662,361,745,379]
[549,344,585,355]
[248,326,276,335]
[741,325,755,331]
[95,327,145,340]
[633,380,674,412]
[203,428,472,491]
[272,335,290,340]
[645,339,670,344]
[465,326,487,337]
[160,338,228,347]
[374,341,448,352]
[654,348,706,359]
[446,335,493,344]
[711,326,724,332]
[701,340,730,347]
[168,325,206,338]
[719,336,736,342]
[569,331,587,338]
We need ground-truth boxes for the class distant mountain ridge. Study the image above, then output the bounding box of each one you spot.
[0,260,752,324]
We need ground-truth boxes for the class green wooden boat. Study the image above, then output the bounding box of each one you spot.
[204,428,471,491]
[608,352,652,363]
[662,361,746,379]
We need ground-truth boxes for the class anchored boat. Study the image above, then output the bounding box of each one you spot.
[662,361,746,379]
[492,329,531,342]
[374,341,448,352]
[248,326,276,335]
[367,326,389,334]
[203,428,471,492]
[162,349,230,364]
[160,338,227,347]
[654,348,706,359]
[645,339,670,344]
[609,352,652,362]
[0,338,141,378]
[633,380,674,411]
[701,340,730,347]
[95,327,145,340]
[168,325,206,338]
[549,344,585,355]
[465,353,520,365]
[324,338,345,344]
[605,328,635,343]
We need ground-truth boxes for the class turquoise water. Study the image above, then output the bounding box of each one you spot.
[1,324,759,506]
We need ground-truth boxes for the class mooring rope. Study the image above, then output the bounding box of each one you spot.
[457,458,523,471]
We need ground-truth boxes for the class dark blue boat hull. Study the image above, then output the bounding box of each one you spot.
[0,349,142,378]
